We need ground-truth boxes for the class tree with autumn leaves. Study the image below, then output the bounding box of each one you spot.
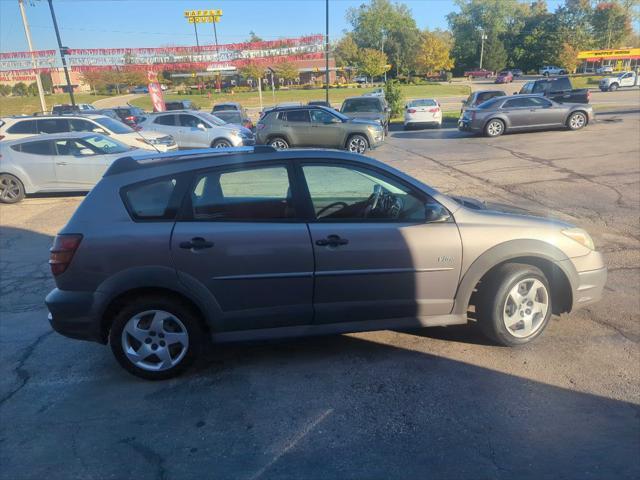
[415,30,455,75]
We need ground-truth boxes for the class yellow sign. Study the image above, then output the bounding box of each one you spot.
[184,9,222,23]
[577,48,640,59]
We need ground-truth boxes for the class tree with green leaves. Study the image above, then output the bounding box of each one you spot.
[592,2,633,48]
[383,79,403,116]
[416,30,454,74]
[334,33,360,81]
[0,84,11,96]
[12,82,28,96]
[447,0,522,73]
[482,34,508,73]
[356,48,390,82]
[275,61,299,86]
[239,62,265,84]
[347,0,420,77]
[247,31,262,43]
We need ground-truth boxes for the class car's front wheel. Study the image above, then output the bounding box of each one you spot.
[484,119,505,137]
[346,134,369,154]
[212,139,233,148]
[609,83,618,92]
[0,174,25,204]
[109,295,205,380]
[567,111,587,130]
[476,263,552,346]
[269,137,289,149]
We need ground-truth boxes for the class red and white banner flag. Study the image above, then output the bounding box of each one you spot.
[147,71,166,112]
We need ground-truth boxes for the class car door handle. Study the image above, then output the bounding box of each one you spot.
[179,237,214,250]
[56,161,69,166]
[315,235,349,247]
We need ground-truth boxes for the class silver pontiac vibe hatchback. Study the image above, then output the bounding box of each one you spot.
[45,146,607,380]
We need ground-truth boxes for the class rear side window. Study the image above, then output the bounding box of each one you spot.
[7,120,37,134]
[15,140,54,155]
[550,78,571,91]
[153,115,175,126]
[189,165,295,221]
[69,119,97,132]
[123,177,179,220]
[284,110,310,123]
[38,118,69,134]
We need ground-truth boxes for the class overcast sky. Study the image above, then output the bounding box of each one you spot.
[0,0,570,53]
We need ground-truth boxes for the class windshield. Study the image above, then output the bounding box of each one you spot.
[341,98,382,113]
[83,134,132,153]
[408,99,437,107]
[198,112,226,126]
[213,111,242,124]
[94,117,134,134]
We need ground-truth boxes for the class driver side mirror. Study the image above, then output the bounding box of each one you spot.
[425,202,450,223]
[196,123,207,131]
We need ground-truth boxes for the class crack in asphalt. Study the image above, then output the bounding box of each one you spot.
[487,144,631,210]
[0,330,53,407]
[118,437,168,480]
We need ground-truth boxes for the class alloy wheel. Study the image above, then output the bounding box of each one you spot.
[214,140,232,148]
[0,175,23,203]
[270,139,289,149]
[502,278,549,338]
[486,120,504,137]
[569,113,586,130]
[347,136,367,154]
[121,310,189,372]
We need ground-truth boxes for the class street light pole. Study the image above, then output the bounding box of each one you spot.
[47,0,75,106]
[325,0,329,104]
[18,0,46,113]
[479,30,487,70]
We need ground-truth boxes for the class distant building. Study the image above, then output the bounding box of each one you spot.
[50,69,90,94]
[577,48,640,72]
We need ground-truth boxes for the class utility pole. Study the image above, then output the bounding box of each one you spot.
[18,0,46,113]
[193,23,200,48]
[325,0,329,104]
[47,0,75,106]
[381,31,387,83]
[479,29,487,70]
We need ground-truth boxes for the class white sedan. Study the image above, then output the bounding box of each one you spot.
[403,99,442,129]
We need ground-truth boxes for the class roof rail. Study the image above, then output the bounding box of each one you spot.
[105,145,277,176]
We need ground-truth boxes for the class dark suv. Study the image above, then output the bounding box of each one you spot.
[256,105,384,153]
[46,147,605,380]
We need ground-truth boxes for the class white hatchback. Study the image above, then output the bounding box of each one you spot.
[403,99,442,129]
[0,115,177,152]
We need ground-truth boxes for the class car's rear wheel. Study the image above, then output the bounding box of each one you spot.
[476,263,552,346]
[212,139,232,148]
[346,134,369,154]
[109,295,205,380]
[269,137,289,149]
[567,111,587,130]
[484,119,505,137]
[0,174,25,204]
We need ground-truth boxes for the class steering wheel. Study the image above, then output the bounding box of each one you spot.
[316,201,348,218]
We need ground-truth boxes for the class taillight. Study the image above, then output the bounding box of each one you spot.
[49,234,82,276]
[407,108,416,113]
[0,135,5,141]
[587,91,591,101]
[428,108,440,113]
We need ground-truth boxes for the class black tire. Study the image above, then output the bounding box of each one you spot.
[212,139,232,148]
[0,174,25,204]
[559,70,566,75]
[484,118,505,137]
[476,263,552,346]
[109,295,205,380]
[543,72,549,77]
[345,134,369,154]
[269,137,289,149]
[567,111,587,131]
[609,83,618,92]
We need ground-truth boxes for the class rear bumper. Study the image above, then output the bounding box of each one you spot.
[45,288,106,344]
[458,120,481,133]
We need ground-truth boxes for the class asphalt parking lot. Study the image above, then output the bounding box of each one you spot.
[1,111,639,479]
